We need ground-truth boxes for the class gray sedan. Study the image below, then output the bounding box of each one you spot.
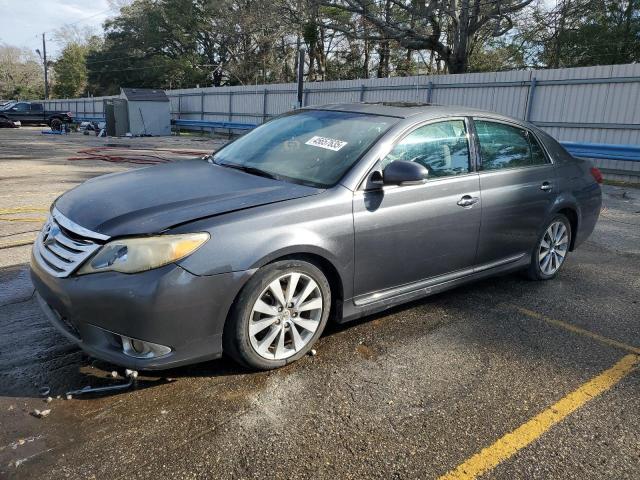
[30,103,602,370]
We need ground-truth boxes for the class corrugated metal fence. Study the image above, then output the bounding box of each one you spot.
[40,63,640,181]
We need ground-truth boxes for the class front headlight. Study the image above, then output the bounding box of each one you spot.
[77,232,210,275]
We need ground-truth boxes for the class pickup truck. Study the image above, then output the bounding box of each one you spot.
[0,101,73,130]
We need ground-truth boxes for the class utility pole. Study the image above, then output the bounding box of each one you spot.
[296,48,305,109]
[42,33,49,99]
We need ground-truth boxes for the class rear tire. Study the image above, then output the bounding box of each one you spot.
[223,260,331,370]
[526,214,572,280]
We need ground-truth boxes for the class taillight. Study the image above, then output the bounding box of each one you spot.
[590,167,603,184]
[66,111,73,117]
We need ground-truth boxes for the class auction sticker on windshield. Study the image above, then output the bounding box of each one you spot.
[305,136,348,151]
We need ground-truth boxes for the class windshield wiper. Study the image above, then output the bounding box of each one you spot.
[215,161,282,181]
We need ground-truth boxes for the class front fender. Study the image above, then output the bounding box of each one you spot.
[174,187,355,296]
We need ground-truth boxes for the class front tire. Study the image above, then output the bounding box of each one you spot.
[526,214,572,280]
[223,260,331,370]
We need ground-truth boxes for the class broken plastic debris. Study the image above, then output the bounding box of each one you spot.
[32,409,51,418]
[310,349,317,356]
[110,371,118,378]
[45,397,52,403]
[38,387,50,397]
[65,394,72,400]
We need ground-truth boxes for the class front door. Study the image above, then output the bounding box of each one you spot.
[353,119,481,299]
[472,118,557,265]
[8,102,30,123]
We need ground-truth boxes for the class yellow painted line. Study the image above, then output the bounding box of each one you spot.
[0,217,47,223]
[0,207,48,215]
[0,238,36,249]
[508,304,640,355]
[439,354,639,480]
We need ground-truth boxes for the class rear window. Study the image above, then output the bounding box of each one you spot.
[475,120,550,170]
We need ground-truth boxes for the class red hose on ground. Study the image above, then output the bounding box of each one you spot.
[67,147,211,165]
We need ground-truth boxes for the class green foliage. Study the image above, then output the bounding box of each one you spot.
[52,43,90,98]
[516,0,640,68]
[0,45,44,100]
[29,0,640,99]
[469,39,527,72]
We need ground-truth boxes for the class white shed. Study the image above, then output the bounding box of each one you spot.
[120,88,171,136]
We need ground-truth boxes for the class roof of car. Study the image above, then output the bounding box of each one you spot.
[306,102,516,122]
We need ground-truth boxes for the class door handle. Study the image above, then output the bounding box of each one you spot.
[457,195,479,207]
[540,182,552,192]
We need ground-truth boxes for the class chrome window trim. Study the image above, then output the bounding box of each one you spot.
[471,116,555,171]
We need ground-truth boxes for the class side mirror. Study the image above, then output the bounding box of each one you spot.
[383,160,429,185]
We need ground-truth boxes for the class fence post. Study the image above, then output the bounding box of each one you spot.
[525,77,537,121]
[200,90,205,134]
[262,89,268,123]
[360,84,366,102]
[303,89,308,107]
[427,81,434,103]
[228,91,234,135]
[177,94,182,120]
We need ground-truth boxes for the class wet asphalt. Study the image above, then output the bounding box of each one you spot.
[0,128,638,479]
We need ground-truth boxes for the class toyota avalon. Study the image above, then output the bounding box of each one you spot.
[30,103,602,370]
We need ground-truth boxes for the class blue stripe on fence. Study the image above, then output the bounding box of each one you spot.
[171,119,257,130]
[72,116,105,123]
[561,142,640,162]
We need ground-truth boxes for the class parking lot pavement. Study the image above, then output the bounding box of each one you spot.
[0,128,639,479]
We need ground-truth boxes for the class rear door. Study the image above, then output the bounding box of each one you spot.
[353,118,481,299]
[29,103,45,123]
[472,118,556,266]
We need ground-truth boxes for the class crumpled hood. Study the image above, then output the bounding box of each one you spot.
[54,159,323,238]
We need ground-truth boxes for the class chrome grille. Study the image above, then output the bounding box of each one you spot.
[33,208,109,278]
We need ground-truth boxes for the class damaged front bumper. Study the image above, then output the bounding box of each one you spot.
[30,252,251,370]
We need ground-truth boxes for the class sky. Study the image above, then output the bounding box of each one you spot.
[0,0,118,58]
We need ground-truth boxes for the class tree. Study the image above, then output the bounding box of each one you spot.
[0,44,44,100]
[52,43,91,98]
[518,0,640,68]
[319,0,535,74]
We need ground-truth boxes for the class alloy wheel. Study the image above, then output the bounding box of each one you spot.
[248,272,323,360]
[539,221,569,276]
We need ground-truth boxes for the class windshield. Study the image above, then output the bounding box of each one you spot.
[213,109,398,188]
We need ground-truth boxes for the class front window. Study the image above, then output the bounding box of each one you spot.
[381,120,471,178]
[13,103,29,112]
[213,110,398,188]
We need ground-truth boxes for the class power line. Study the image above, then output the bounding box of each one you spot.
[43,6,118,35]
